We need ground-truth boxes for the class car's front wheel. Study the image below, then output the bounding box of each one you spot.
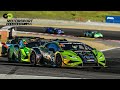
[30,52,37,66]
[55,54,62,68]
[8,49,12,62]
[84,33,86,37]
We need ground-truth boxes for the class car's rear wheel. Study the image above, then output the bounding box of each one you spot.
[8,49,12,62]
[91,34,95,38]
[39,56,45,65]
[11,53,17,62]
[30,52,37,66]
[55,54,62,68]
[45,30,48,33]
[18,51,21,62]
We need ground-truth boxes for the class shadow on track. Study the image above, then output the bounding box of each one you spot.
[0,57,120,74]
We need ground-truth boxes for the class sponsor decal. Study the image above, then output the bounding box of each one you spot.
[107,17,114,20]
[3,13,33,25]
[3,13,13,19]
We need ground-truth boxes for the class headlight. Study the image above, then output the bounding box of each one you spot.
[70,56,77,59]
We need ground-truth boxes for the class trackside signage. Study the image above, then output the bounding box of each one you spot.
[6,18,33,25]
[106,16,120,23]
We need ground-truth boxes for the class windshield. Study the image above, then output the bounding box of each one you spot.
[26,42,40,48]
[6,40,17,44]
[33,48,41,54]
[95,32,100,34]
[60,43,93,51]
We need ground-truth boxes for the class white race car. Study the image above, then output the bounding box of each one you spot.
[0,26,17,31]
[0,26,17,38]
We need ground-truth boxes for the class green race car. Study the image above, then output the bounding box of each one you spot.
[7,39,42,66]
[84,31,103,38]
[1,39,17,56]
[32,41,106,69]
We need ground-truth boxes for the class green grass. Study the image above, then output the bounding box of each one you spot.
[1,11,120,22]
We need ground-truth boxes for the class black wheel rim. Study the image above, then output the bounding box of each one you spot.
[31,53,36,64]
[8,50,10,58]
[56,55,62,67]
[8,50,11,61]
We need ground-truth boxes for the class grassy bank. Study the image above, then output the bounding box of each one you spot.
[1,11,120,22]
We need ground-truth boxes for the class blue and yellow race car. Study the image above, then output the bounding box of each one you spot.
[45,27,64,34]
[31,41,106,69]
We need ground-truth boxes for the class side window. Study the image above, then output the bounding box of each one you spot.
[78,44,85,50]
[85,45,93,50]
[6,41,10,44]
[46,43,60,52]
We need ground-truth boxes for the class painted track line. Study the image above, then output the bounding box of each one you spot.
[100,47,120,52]
[0,74,86,79]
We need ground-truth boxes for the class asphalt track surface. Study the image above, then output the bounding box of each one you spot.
[0,48,120,79]
[17,26,120,40]
[0,25,120,40]
[0,25,120,79]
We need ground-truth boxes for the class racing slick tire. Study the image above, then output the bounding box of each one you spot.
[55,54,62,68]
[39,56,45,65]
[12,53,18,62]
[8,49,12,62]
[18,51,21,62]
[84,33,86,37]
[30,52,37,66]
[45,30,48,33]
[91,34,95,38]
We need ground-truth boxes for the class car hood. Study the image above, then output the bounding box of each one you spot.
[61,50,97,63]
